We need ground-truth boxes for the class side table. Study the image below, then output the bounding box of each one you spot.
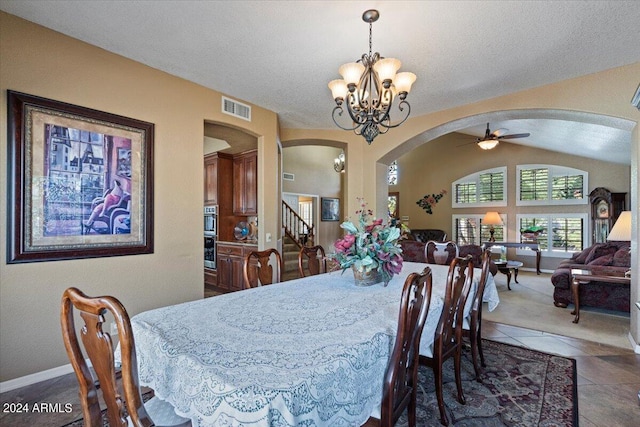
[570,268,631,323]
[494,260,523,290]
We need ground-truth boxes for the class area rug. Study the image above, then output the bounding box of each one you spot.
[62,340,577,427]
[396,339,578,427]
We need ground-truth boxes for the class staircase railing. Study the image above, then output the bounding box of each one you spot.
[282,201,314,249]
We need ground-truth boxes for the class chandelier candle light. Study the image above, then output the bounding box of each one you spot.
[328,9,417,144]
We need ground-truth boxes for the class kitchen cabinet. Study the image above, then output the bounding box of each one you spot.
[204,152,233,207]
[216,242,257,292]
[233,150,257,216]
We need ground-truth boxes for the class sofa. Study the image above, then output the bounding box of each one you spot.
[407,229,447,242]
[550,242,631,312]
[399,239,498,276]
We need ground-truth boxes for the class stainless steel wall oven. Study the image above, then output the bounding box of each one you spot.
[204,206,217,269]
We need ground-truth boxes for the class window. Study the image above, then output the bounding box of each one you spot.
[517,165,588,206]
[388,160,398,185]
[452,214,507,246]
[452,167,507,208]
[517,214,587,257]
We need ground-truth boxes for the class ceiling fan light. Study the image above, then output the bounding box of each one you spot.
[328,79,348,101]
[339,62,365,86]
[477,139,499,150]
[373,57,401,82]
[394,71,417,94]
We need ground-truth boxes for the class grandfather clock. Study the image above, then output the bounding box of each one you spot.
[589,187,626,243]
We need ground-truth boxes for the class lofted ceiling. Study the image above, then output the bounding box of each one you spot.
[1,1,639,164]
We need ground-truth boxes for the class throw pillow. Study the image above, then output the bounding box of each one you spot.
[584,243,618,265]
[588,254,613,266]
[612,248,631,267]
[573,245,594,263]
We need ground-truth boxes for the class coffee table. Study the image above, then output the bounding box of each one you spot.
[570,268,631,324]
[494,260,523,290]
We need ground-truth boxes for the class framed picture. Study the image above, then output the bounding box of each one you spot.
[6,90,154,263]
[321,197,340,221]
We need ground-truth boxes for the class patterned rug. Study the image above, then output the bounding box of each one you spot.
[62,339,577,427]
[397,339,578,426]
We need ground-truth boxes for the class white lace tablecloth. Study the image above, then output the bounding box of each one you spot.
[128,262,498,427]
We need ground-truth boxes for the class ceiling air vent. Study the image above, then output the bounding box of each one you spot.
[222,96,251,121]
[283,172,295,181]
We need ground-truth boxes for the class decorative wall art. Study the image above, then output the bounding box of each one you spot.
[321,197,340,221]
[6,90,154,263]
[416,189,447,215]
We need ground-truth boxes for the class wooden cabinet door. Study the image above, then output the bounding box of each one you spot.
[230,256,245,292]
[216,253,232,291]
[204,155,218,206]
[232,150,258,215]
[243,152,258,215]
[233,156,245,215]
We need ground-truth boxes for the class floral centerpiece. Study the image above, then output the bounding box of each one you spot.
[329,199,403,286]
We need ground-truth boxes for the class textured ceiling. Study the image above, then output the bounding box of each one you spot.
[2,0,639,163]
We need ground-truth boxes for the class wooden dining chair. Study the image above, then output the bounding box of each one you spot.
[243,248,283,289]
[419,256,474,426]
[364,267,433,427]
[463,249,492,382]
[297,245,327,277]
[425,240,459,265]
[60,287,191,427]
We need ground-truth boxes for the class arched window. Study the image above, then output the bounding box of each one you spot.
[452,167,507,208]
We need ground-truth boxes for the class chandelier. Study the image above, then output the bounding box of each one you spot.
[328,9,417,144]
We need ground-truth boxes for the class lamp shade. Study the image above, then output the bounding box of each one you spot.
[328,79,348,100]
[483,211,503,226]
[339,62,365,85]
[394,72,417,94]
[373,57,401,82]
[607,211,632,241]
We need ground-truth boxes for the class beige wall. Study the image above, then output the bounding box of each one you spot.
[0,12,279,382]
[390,132,630,271]
[282,146,343,250]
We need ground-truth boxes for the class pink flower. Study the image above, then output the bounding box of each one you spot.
[343,233,356,248]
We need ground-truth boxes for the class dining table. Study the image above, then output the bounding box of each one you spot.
[122,261,499,427]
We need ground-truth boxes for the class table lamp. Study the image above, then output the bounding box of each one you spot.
[607,211,631,242]
[483,211,503,242]
[607,211,632,278]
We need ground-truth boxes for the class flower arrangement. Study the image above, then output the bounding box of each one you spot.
[330,198,403,285]
[416,189,447,214]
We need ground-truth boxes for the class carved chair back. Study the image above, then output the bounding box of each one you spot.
[425,240,459,265]
[464,249,492,380]
[297,245,327,277]
[60,287,153,427]
[379,267,433,427]
[418,255,473,425]
[243,248,283,289]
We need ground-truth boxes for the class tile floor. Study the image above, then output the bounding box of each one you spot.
[1,322,638,426]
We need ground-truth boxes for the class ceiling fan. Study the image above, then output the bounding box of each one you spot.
[470,123,530,150]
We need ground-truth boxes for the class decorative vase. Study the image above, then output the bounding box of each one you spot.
[351,266,380,286]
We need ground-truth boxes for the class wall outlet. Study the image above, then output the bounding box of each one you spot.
[110,322,118,336]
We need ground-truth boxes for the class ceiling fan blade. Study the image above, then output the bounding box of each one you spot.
[497,132,530,139]
[491,128,509,137]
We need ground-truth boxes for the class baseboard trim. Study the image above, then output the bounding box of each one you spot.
[628,331,640,354]
[0,363,74,394]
